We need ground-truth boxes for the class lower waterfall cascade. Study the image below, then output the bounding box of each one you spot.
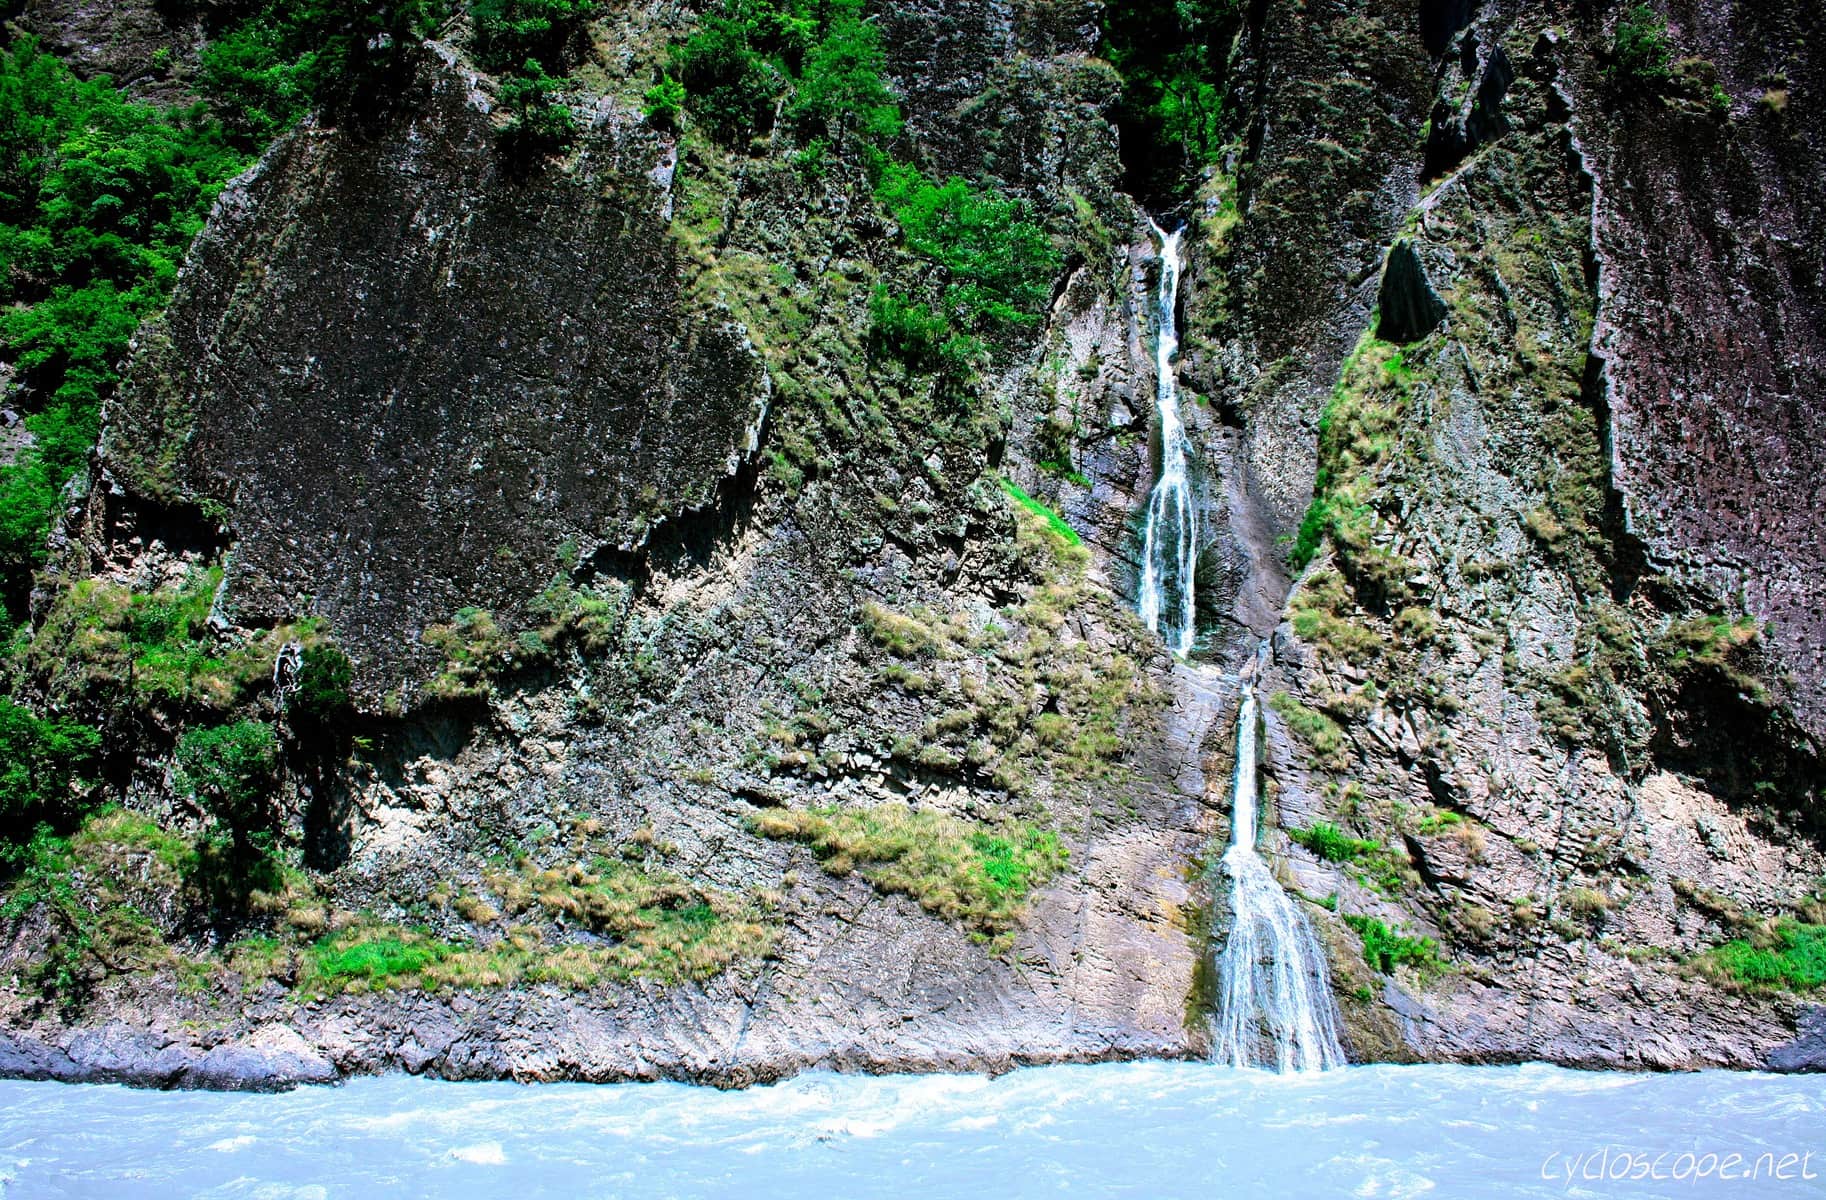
[1211,651,1347,1072]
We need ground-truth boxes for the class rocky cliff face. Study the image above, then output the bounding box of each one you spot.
[1,0,1821,1087]
[103,45,770,694]
[1218,0,1826,1069]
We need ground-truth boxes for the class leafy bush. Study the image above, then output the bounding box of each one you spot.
[175,720,281,851]
[1608,3,1674,90]
[0,697,100,837]
[865,169,1059,379]
[1099,0,1243,198]
[197,0,454,142]
[467,0,593,154]
[642,71,686,130]
[1288,821,1378,864]
[664,0,901,148]
[867,287,983,378]
[470,0,596,72]
[667,2,791,143]
[495,58,578,151]
[874,164,1061,331]
[1343,913,1444,976]
[291,644,354,726]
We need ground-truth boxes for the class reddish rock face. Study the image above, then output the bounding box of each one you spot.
[1583,0,1826,738]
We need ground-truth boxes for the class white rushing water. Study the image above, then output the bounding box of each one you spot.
[1137,220,1198,656]
[1,1063,1821,1198]
[1213,654,1347,1072]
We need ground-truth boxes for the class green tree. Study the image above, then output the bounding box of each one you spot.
[198,0,454,142]
[875,164,1060,331]
[0,39,248,613]
[1098,0,1244,198]
[788,13,900,147]
[175,720,280,852]
[496,58,578,153]
[470,0,597,73]
[667,9,786,143]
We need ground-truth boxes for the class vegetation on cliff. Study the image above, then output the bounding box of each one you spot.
[2,803,777,1006]
[1098,0,1245,202]
[1703,922,1826,993]
[751,804,1067,950]
[0,40,249,615]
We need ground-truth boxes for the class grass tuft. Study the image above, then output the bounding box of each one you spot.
[750,803,1067,946]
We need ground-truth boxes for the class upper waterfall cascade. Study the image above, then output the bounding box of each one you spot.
[1137,221,1197,656]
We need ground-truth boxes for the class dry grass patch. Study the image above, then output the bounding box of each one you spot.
[751,803,1067,949]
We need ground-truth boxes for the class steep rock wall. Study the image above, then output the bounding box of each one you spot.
[101,48,769,695]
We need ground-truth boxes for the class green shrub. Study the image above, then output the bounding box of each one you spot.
[292,644,354,726]
[495,58,578,151]
[642,72,686,130]
[865,169,1059,379]
[874,163,1061,332]
[867,287,984,378]
[1343,913,1444,976]
[0,698,100,838]
[667,3,790,142]
[197,0,454,141]
[1288,821,1378,864]
[1098,0,1243,197]
[666,0,900,145]
[470,0,596,73]
[1608,3,1673,90]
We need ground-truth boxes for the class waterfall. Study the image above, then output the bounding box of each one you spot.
[1212,654,1347,1072]
[1138,221,1197,656]
[1133,219,1342,1071]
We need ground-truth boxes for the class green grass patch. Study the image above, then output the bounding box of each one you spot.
[999,477,1082,547]
[1702,922,1826,992]
[311,934,450,982]
[27,568,328,715]
[1267,691,1349,772]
